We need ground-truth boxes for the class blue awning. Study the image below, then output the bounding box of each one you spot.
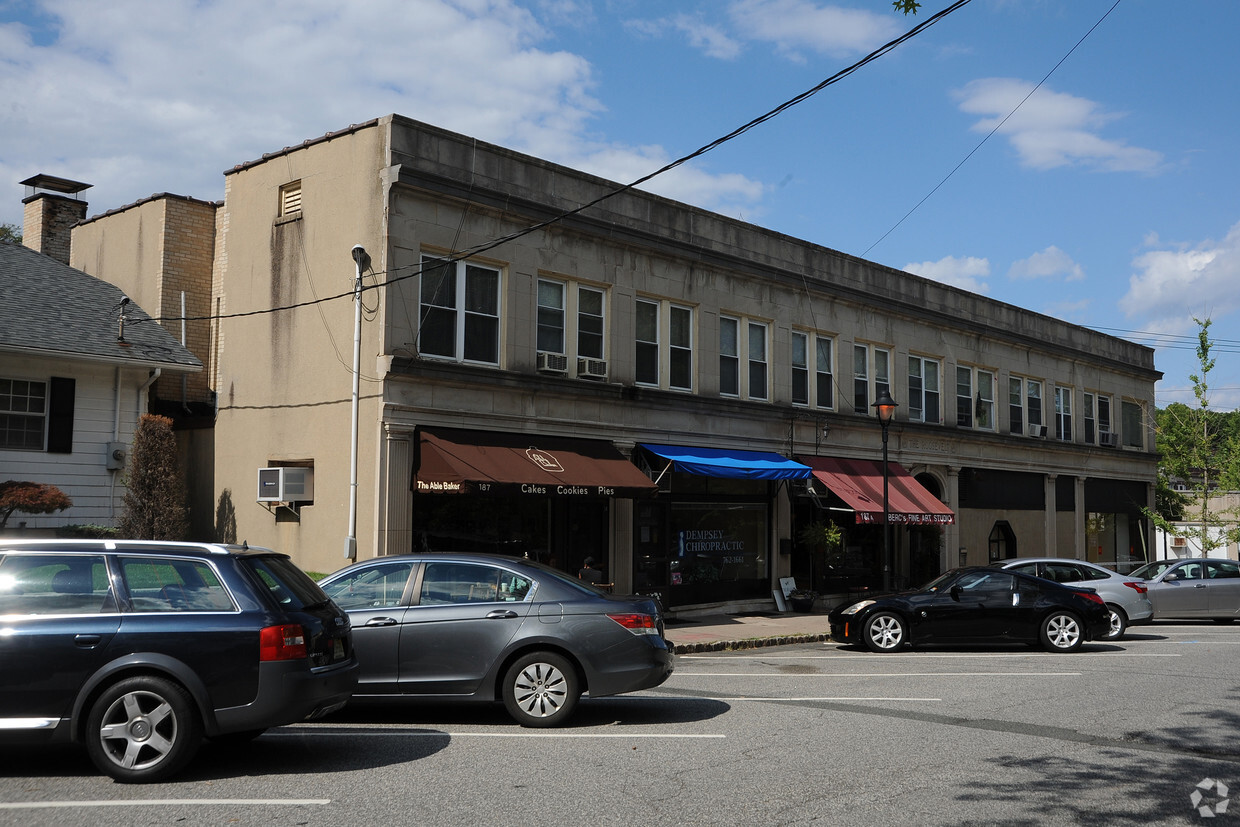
[638,443,812,481]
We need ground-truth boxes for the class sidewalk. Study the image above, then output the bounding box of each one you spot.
[665,609,832,653]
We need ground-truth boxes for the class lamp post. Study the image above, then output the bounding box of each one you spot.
[345,244,369,560]
[872,390,898,590]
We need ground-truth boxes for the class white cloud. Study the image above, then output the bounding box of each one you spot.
[1008,246,1084,282]
[954,78,1163,172]
[902,255,990,293]
[672,14,743,60]
[726,0,902,61]
[1120,221,1240,322]
[0,0,765,227]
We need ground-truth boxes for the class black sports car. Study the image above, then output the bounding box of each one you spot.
[828,566,1111,653]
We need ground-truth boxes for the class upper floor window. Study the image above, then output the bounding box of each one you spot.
[637,298,694,391]
[720,316,767,400]
[537,279,607,377]
[1054,386,1073,442]
[1121,400,1144,449]
[420,255,501,365]
[792,332,834,409]
[907,356,941,424]
[956,366,994,430]
[853,344,890,415]
[1,378,47,450]
[1009,376,1044,436]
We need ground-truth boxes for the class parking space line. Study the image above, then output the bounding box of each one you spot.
[0,799,331,810]
[674,671,1081,677]
[680,653,1181,660]
[729,697,942,702]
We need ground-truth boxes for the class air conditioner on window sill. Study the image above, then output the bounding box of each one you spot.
[1028,424,1047,438]
[257,467,314,503]
[1171,536,1187,548]
[1099,432,1118,447]
[536,351,568,374]
[577,358,608,379]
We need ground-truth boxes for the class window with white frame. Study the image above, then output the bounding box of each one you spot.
[636,298,693,391]
[853,344,889,415]
[1083,392,1113,444]
[720,315,767,400]
[793,332,835,408]
[1,378,47,450]
[636,299,660,386]
[747,321,768,401]
[1009,375,1043,435]
[537,279,607,376]
[956,366,994,429]
[1054,386,1073,441]
[420,255,501,364]
[907,356,941,424]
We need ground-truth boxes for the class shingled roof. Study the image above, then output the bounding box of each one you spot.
[0,241,201,371]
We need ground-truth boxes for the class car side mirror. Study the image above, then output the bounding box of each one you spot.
[1164,572,1179,582]
[950,585,961,602]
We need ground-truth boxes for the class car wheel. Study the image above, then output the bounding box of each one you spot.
[1040,611,1084,653]
[85,676,203,783]
[862,612,906,653]
[1102,605,1128,640]
[502,652,580,727]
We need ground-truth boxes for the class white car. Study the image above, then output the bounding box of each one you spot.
[993,558,1153,640]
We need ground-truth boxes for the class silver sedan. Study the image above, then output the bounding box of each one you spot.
[993,557,1153,640]
[1130,558,1240,622]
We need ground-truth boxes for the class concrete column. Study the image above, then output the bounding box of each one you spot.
[1074,476,1087,560]
[1045,473,1058,557]
[946,466,961,569]
[611,498,635,595]
[378,425,413,557]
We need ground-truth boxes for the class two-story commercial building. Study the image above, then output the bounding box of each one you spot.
[63,114,1160,611]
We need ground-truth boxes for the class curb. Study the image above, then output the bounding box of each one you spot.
[670,633,833,654]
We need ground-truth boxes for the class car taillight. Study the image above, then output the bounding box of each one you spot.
[1077,591,1105,606]
[607,613,658,635]
[1123,581,1149,594]
[260,624,307,661]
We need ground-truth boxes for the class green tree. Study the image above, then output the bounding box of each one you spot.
[0,223,22,244]
[1147,318,1240,554]
[893,0,922,13]
[119,414,189,540]
[0,481,72,530]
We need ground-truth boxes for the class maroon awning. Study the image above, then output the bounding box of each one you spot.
[797,456,955,525]
[414,428,656,498]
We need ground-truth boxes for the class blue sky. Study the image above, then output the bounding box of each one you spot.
[2,0,1237,409]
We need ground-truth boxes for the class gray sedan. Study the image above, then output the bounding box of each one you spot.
[318,552,674,726]
[1129,558,1240,621]
[994,557,1153,640]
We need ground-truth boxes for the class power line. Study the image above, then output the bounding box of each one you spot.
[862,0,1125,258]
[141,1,974,329]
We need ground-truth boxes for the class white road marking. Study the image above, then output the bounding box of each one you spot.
[0,799,330,810]
[679,652,1182,660]
[277,728,724,739]
[674,671,1082,677]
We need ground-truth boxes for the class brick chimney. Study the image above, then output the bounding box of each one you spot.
[21,174,91,265]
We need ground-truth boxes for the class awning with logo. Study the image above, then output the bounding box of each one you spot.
[796,455,955,525]
[413,428,657,497]
[638,443,812,481]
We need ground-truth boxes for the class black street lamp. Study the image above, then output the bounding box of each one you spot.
[872,390,898,590]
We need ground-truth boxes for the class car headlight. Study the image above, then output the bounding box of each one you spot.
[841,599,875,615]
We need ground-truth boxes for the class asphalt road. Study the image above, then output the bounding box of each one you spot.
[3,621,1239,826]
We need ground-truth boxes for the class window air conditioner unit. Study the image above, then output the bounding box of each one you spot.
[1171,536,1187,548]
[577,358,608,379]
[257,467,314,503]
[1028,424,1047,438]
[1099,432,1118,447]
[536,351,568,374]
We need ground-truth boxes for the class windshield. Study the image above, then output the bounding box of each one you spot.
[1128,561,1173,580]
[920,570,961,593]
